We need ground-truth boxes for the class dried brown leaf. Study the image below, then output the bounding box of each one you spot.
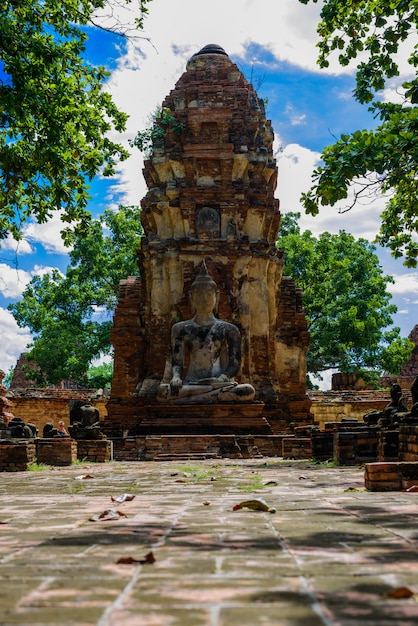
[387,587,415,599]
[116,551,155,565]
[89,508,128,522]
[233,498,276,513]
[116,556,141,564]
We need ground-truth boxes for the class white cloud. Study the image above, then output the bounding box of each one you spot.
[0,265,34,299]
[335,88,354,102]
[285,105,307,126]
[136,0,323,70]
[390,273,418,295]
[0,234,33,255]
[22,212,73,255]
[315,369,335,391]
[0,264,61,299]
[95,0,324,73]
[277,143,387,241]
[0,308,32,373]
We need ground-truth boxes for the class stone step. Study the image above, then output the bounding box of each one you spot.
[153,453,221,461]
[136,409,273,436]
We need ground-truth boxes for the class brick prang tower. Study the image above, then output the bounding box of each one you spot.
[106,44,312,436]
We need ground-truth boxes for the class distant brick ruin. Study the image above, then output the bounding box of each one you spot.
[10,354,80,390]
[399,325,418,378]
[105,44,312,439]
[380,324,418,390]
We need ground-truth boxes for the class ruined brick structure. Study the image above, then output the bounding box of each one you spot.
[0,370,14,426]
[6,389,107,435]
[10,353,83,390]
[400,325,418,378]
[106,44,312,437]
[380,325,418,390]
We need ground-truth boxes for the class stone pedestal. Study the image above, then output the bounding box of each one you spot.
[0,441,36,471]
[282,436,312,460]
[311,431,334,461]
[399,422,418,460]
[76,439,113,462]
[365,461,418,491]
[334,429,378,466]
[133,403,271,435]
[378,430,399,461]
[111,434,284,461]
[36,438,77,466]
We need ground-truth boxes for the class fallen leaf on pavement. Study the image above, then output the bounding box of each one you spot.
[386,587,415,599]
[75,474,95,480]
[202,501,211,506]
[233,498,276,513]
[403,485,418,492]
[89,508,128,522]
[116,551,156,565]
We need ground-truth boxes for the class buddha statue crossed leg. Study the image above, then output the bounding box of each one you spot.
[157,262,255,404]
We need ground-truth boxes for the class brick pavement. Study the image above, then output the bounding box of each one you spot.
[1,459,418,625]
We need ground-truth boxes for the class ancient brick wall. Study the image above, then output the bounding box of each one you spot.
[6,390,107,434]
[309,390,394,430]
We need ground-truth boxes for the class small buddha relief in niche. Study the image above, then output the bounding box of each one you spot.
[196,206,220,239]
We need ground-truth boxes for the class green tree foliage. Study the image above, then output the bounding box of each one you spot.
[0,0,151,244]
[2,366,14,388]
[277,213,414,381]
[9,206,143,386]
[86,362,113,388]
[299,0,418,266]
[130,106,186,157]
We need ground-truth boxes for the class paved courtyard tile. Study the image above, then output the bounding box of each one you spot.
[1,459,418,625]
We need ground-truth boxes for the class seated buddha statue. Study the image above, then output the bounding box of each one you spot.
[156,262,255,404]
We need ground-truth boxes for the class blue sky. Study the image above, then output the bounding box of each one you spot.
[1,0,417,386]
